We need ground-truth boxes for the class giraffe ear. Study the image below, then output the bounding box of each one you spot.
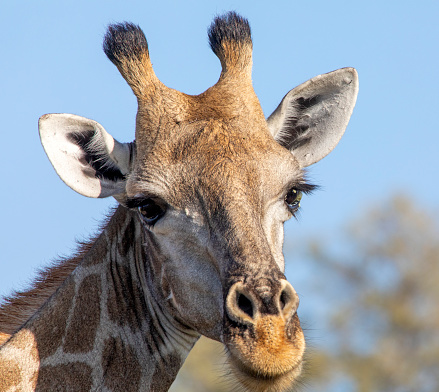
[39,113,135,198]
[267,67,358,168]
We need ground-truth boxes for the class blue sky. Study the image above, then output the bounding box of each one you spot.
[1,0,438,365]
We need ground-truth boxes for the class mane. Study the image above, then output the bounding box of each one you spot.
[0,209,116,339]
[0,242,92,338]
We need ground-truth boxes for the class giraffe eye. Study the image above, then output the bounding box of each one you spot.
[285,188,303,213]
[138,199,166,225]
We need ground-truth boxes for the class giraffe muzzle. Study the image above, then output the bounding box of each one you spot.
[223,279,305,391]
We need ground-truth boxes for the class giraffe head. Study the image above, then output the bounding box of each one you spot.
[38,12,358,391]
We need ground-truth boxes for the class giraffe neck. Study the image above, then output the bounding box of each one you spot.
[0,206,199,392]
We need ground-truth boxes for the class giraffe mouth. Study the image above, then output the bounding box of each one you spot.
[223,314,306,392]
[226,354,304,392]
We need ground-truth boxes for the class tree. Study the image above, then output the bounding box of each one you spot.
[306,196,439,392]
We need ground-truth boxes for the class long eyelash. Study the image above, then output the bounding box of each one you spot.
[288,181,318,220]
[295,182,319,194]
[125,196,150,209]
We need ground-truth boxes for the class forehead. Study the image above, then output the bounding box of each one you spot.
[127,119,302,204]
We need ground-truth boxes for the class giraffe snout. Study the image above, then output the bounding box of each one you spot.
[225,279,299,325]
[223,279,305,388]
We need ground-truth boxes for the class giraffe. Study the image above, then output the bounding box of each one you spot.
[0,12,358,392]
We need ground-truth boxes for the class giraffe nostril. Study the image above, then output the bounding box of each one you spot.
[279,280,300,317]
[226,282,257,323]
[279,290,289,310]
[237,293,254,318]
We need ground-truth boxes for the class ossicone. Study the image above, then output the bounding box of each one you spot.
[103,22,149,66]
[208,12,253,77]
[103,22,159,98]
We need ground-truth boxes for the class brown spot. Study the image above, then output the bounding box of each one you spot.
[36,362,92,391]
[150,353,182,390]
[102,336,141,392]
[64,275,102,353]
[118,218,136,257]
[104,206,132,241]
[0,358,21,391]
[83,233,109,266]
[34,279,75,360]
[106,262,146,329]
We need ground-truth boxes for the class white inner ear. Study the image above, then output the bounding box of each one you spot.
[39,113,133,198]
[267,67,359,168]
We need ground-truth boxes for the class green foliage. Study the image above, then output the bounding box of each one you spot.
[307,196,439,392]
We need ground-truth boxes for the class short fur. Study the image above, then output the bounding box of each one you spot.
[0,11,358,392]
